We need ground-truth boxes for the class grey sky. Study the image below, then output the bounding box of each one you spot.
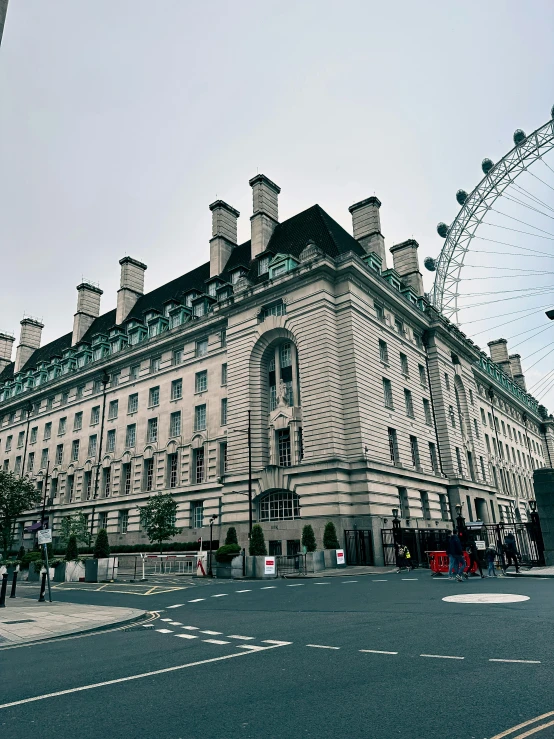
[1,1,553,370]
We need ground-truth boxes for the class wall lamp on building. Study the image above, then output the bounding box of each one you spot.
[528,499,537,513]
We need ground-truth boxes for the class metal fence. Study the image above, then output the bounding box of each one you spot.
[116,553,199,579]
[381,528,452,567]
[344,530,374,566]
[276,554,306,577]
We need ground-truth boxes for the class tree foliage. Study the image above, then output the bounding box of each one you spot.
[65,534,79,561]
[249,525,267,556]
[323,521,340,549]
[302,524,317,553]
[215,543,241,563]
[93,528,111,559]
[58,513,91,548]
[139,493,181,554]
[0,471,42,558]
[225,527,238,546]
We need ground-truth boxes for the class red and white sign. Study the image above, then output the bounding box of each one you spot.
[336,549,345,566]
[264,557,276,575]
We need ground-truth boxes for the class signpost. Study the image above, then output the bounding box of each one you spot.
[264,557,276,575]
[37,528,53,603]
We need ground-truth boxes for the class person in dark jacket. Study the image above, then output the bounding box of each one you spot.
[467,537,485,578]
[485,546,498,577]
[446,531,466,581]
[503,532,521,574]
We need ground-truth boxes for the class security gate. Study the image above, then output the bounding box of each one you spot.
[344,530,374,565]
[276,554,306,576]
[381,528,451,567]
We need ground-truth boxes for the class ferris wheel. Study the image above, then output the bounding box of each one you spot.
[425,105,554,405]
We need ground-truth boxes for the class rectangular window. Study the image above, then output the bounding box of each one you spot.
[444,374,450,391]
[168,453,178,488]
[429,442,439,473]
[90,406,100,425]
[473,418,480,438]
[2,460,8,472]
[76,385,85,400]
[221,363,227,385]
[423,399,432,425]
[93,380,102,394]
[149,386,160,407]
[277,429,292,467]
[194,448,205,484]
[58,417,67,435]
[46,397,54,410]
[261,302,286,319]
[71,439,80,462]
[399,487,409,519]
[73,413,82,431]
[449,405,456,428]
[375,302,385,321]
[55,444,63,464]
[501,420,506,436]
[173,348,183,366]
[126,424,136,448]
[410,435,420,467]
[414,333,423,349]
[192,501,204,528]
[108,400,118,419]
[98,512,108,531]
[404,389,414,418]
[258,256,270,275]
[388,428,399,463]
[418,364,427,386]
[195,370,208,393]
[150,356,161,374]
[379,340,389,364]
[420,491,430,520]
[169,411,181,437]
[128,393,138,414]
[147,418,158,443]
[196,339,208,357]
[17,431,25,448]
[106,429,116,453]
[5,435,12,452]
[221,398,227,426]
[14,456,21,474]
[383,378,393,409]
[30,426,38,444]
[122,463,132,495]
[455,447,463,476]
[469,388,474,405]
[110,372,120,388]
[480,408,487,425]
[480,456,486,481]
[119,510,129,534]
[194,404,206,432]
[485,434,491,452]
[44,422,52,440]
[144,459,154,491]
[400,353,409,376]
[129,364,140,381]
[220,442,228,475]
[467,451,476,482]
[104,467,111,497]
[40,448,48,469]
[394,317,404,335]
[171,379,182,400]
[220,329,226,348]
[27,452,34,472]
[66,475,74,503]
[88,435,97,457]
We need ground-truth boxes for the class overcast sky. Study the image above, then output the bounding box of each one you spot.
[1,1,553,382]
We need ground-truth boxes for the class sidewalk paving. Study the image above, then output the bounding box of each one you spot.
[504,565,554,578]
[0,599,146,646]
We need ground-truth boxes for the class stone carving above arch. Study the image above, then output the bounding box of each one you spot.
[121,451,132,465]
[256,465,298,496]
[143,445,155,460]
[101,454,112,468]
[166,439,178,454]
[191,434,205,450]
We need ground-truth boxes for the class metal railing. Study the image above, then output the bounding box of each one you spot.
[276,554,306,577]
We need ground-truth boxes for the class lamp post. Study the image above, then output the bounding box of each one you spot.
[392,508,401,544]
[208,514,217,577]
[455,503,466,544]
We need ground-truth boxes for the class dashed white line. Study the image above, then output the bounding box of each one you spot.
[360,649,398,655]
[167,604,185,609]
[489,659,541,664]
[260,586,277,589]
[402,579,418,581]
[235,590,251,593]
[306,644,340,650]
[373,580,388,582]
[156,629,173,634]
[175,634,197,640]
[182,626,199,630]
[160,618,173,622]
[342,580,358,583]
[286,584,304,587]
[420,654,464,660]
[313,583,330,586]
[168,622,183,626]
[227,635,254,640]
[200,630,223,635]
[203,639,230,645]
[188,599,205,603]
[262,640,293,646]
[211,594,228,598]
[237,644,267,652]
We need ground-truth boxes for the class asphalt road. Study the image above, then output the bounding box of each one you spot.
[2,573,553,739]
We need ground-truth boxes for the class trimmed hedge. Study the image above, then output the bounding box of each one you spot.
[49,541,217,556]
[215,544,241,563]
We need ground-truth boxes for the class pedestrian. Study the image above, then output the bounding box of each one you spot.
[467,537,485,578]
[446,530,466,581]
[395,543,414,573]
[503,532,521,574]
[485,546,498,577]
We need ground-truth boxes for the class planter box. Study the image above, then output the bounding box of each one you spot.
[53,561,86,583]
[245,556,277,579]
[306,551,326,573]
[0,564,20,581]
[27,562,43,582]
[85,557,118,583]
[324,550,337,568]
[215,555,244,579]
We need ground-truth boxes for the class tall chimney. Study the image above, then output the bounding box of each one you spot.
[509,353,527,391]
[249,174,280,258]
[389,239,424,296]
[14,317,43,373]
[488,339,513,377]
[116,257,147,325]
[72,282,103,346]
[0,331,15,372]
[209,200,240,277]
[348,196,386,267]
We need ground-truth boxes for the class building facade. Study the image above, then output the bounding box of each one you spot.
[0,174,552,563]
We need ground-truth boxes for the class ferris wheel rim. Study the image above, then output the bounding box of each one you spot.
[430,114,554,324]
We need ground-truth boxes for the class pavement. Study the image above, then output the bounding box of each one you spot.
[0,599,146,646]
[504,565,554,578]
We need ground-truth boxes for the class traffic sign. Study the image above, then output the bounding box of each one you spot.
[38,529,52,545]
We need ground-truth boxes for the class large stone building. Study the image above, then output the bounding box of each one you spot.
[1,174,552,564]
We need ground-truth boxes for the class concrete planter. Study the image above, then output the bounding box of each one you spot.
[53,561,86,583]
[215,555,244,579]
[324,549,338,568]
[0,564,20,581]
[85,557,118,583]
[27,561,44,582]
[306,551,326,573]
[245,556,277,579]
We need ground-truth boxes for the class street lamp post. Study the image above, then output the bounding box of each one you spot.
[208,514,218,577]
[455,503,466,545]
[392,508,401,544]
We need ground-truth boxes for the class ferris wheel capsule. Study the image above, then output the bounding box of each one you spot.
[424,257,436,272]
[456,189,468,205]
[482,158,494,174]
[513,129,526,145]
[437,222,449,238]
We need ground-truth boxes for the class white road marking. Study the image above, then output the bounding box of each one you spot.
[0,646,291,710]
[188,599,205,603]
[235,590,251,593]
[306,644,340,650]
[313,583,330,586]
[262,640,293,646]
[373,580,388,582]
[420,654,464,660]
[156,629,173,634]
[175,634,197,640]
[489,659,541,664]
[260,586,277,589]
[443,593,530,604]
[286,584,304,587]
[237,645,268,651]
[211,594,228,598]
[200,630,223,635]
[342,580,358,583]
[167,604,185,609]
[202,639,230,645]
[402,579,418,581]
[360,650,398,655]
[168,622,182,626]
[182,626,199,630]
[227,635,254,640]
[160,618,173,622]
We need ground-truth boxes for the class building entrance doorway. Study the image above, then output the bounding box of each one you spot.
[344,530,374,565]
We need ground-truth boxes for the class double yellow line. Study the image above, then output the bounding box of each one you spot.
[491,711,554,738]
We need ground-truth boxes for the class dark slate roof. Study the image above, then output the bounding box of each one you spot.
[0,204,360,383]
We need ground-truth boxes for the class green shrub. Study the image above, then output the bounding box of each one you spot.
[249,525,267,556]
[21,550,43,569]
[65,534,79,562]
[215,543,241,563]
[302,525,317,553]
[93,529,111,559]
[225,527,238,546]
[323,521,340,549]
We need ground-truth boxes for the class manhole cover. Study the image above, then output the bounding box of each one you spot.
[443,593,530,604]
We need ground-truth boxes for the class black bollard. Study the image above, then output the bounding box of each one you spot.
[10,570,18,598]
[38,572,47,602]
[0,573,7,608]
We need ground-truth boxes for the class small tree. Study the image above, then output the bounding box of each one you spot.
[58,513,92,548]
[139,493,181,554]
[65,534,79,562]
[302,524,317,553]
[0,471,42,558]
[93,528,111,559]
[249,524,267,556]
[323,521,340,549]
[225,527,238,546]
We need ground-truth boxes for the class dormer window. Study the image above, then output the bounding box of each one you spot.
[169,305,191,328]
[258,256,270,275]
[208,282,217,297]
[268,254,299,280]
[194,302,206,318]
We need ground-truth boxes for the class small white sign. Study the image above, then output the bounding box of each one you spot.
[38,529,52,544]
[336,549,345,565]
[264,557,276,575]
[475,541,486,550]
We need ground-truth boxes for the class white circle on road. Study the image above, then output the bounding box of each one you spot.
[442,593,530,604]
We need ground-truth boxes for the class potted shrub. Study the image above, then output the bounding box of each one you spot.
[85,529,118,582]
[54,535,85,583]
[246,525,276,579]
[214,541,242,579]
[302,525,325,573]
[323,521,341,568]
[24,551,46,581]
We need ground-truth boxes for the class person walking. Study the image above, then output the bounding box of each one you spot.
[467,537,485,578]
[395,543,415,573]
[485,546,498,577]
[503,532,521,574]
[446,531,466,581]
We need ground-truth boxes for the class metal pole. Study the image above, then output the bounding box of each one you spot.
[248,410,253,538]
[40,461,50,526]
[0,573,7,607]
[9,568,18,598]
[43,543,52,602]
[91,372,110,534]
[38,572,46,602]
[208,520,213,577]
[21,403,32,479]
